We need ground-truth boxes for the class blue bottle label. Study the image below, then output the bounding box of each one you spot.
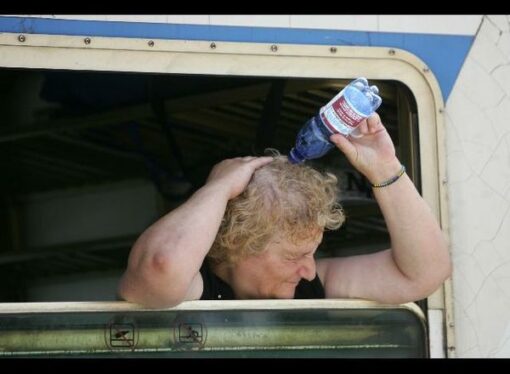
[320,92,365,135]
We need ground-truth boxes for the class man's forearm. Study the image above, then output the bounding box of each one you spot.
[373,173,451,286]
[120,182,230,304]
[133,181,229,273]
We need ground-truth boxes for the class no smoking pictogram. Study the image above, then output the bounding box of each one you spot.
[105,319,139,350]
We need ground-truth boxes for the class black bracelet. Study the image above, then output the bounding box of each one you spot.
[371,165,406,188]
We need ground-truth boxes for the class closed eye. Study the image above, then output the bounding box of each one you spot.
[286,252,314,261]
[285,256,300,262]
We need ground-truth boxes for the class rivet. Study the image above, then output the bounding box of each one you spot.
[148,40,154,47]
[442,178,448,185]
[330,47,337,53]
[448,322,454,327]
[18,35,26,43]
[210,42,216,49]
[271,44,278,52]
[84,37,91,45]
[439,108,444,114]
[423,67,430,73]
[388,49,395,56]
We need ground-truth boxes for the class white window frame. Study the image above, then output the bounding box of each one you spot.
[0,32,453,357]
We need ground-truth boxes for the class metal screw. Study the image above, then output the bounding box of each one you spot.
[18,35,26,42]
[442,178,448,185]
[148,40,154,47]
[388,49,395,56]
[439,108,444,114]
[448,322,454,327]
[330,47,337,53]
[423,67,430,73]
[210,42,216,49]
[84,37,91,45]
[270,44,278,52]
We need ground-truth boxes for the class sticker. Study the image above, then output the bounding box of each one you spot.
[105,318,139,351]
[172,315,207,349]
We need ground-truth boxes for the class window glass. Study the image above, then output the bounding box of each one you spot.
[0,306,426,358]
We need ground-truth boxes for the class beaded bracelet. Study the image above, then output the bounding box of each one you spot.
[371,165,406,188]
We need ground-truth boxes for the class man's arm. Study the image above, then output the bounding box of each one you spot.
[118,156,273,308]
[317,114,452,304]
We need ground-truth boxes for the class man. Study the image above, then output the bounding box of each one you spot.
[118,114,452,308]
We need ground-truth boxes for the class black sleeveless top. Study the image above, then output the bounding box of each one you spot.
[199,260,325,300]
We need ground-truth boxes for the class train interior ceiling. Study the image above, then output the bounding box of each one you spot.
[0,68,417,302]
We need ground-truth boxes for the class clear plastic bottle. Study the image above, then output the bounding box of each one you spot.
[288,77,382,164]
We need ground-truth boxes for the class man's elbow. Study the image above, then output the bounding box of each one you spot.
[419,239,453,296]
[433,245,453,286]
[117,274,132,302]
[442,254,453,281]
[411,259,452,301]
[118,278,186,309]
[117,254,189,308]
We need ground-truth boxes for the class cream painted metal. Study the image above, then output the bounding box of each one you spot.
[444,15,510,358]
[428,309,446,358]
[0,32,451,357]
[0,299,426,315]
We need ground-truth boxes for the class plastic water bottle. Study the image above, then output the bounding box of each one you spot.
[288,77,382,164]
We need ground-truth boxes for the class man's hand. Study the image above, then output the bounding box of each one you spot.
[329,113,401,185]
[206,156,274,200]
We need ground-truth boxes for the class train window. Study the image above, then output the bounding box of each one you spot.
[0,68,419,300]
[0,33,446,357]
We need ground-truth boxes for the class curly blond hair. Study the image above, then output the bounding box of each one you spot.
[207,155,345,265]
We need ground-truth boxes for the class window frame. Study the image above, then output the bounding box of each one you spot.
[0,299,428,357]
[0,32,452,356]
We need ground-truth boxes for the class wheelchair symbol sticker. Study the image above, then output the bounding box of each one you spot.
[173,316,207,349]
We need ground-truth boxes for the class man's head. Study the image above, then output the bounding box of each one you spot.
[208,155,345,266]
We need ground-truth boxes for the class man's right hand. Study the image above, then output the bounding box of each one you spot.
[206,156,274,200]
[329,113,400,186]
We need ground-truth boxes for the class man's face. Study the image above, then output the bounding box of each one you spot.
[236,232,323,299]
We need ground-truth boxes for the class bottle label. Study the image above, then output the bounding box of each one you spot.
[320,95,365,135]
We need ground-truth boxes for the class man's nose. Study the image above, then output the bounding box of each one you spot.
[298,257,316,281]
